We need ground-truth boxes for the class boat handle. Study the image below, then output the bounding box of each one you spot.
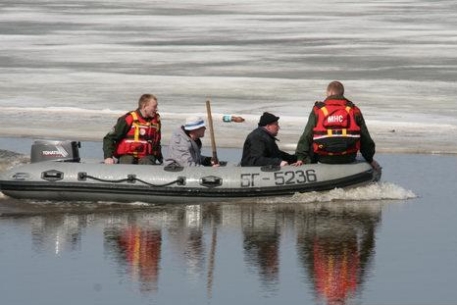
[200,176,222,187]
[41,170,64,181]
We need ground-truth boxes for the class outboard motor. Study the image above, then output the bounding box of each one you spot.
[31,140,81,163]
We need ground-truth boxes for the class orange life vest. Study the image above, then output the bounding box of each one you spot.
[312,99,361,156]
[115,111,161,158]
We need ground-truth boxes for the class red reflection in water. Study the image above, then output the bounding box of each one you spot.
[313,238,359,304]
[115,227,162,293]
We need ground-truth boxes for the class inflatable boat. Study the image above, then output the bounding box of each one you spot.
[0,140,381,204]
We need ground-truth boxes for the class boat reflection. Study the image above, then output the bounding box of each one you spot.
[22,200,382,303]
[30,213,88,255]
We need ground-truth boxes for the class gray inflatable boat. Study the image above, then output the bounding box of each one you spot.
[0,140,381,203]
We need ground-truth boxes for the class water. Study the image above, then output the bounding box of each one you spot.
[1,149,457,304]
[1,0,457,152]
[1,1,457,304]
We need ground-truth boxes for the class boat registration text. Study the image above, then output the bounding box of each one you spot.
[240,169,317,187]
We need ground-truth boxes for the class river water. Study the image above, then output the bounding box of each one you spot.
[1,0,457,304]
[1,142,456,304]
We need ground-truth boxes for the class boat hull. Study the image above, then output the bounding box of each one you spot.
[0,161,380,203]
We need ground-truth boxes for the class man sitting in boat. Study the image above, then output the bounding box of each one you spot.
[241,112,297,167]
[165,116,219,167]
[295,81,381,171]
[103,94,163,165]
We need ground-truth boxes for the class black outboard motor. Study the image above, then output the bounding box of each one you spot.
[31,140,81,163]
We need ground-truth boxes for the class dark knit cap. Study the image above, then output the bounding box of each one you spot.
[258,112,280,127]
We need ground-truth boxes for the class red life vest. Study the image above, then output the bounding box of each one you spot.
[312,99,361,156]
[115,111,161,158]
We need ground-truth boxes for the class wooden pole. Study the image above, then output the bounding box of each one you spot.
[206,100,219,164]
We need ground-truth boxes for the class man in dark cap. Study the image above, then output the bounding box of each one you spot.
[241,112,297,167]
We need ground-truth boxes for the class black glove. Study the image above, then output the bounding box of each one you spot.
[156,152,163,165]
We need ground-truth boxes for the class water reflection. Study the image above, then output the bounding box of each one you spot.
[20,201,382,303]
[102,204,222,295]
[242,206,280,289]
[104,225,162,294]
[30,213,89,255]
[296,203,380,305]
[167,204,206,279]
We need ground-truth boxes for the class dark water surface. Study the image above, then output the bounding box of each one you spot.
[1,147,457,304]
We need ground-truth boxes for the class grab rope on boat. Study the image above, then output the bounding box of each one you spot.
[78,172,185,187]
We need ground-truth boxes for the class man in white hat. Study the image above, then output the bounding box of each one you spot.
[165,116,217,167]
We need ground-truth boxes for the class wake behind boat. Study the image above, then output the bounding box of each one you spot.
[0,140,381,203]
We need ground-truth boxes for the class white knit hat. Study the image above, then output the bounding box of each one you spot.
[184,116,206,131]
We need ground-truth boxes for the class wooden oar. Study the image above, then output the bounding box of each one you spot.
[205,99,219,165]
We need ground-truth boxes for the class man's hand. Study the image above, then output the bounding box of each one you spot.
[104,157,115,164]
[293,160,304,166]
[370,159,382,172]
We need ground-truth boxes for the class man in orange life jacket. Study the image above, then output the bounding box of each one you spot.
[103,94,163,165]
[295,81,381,171]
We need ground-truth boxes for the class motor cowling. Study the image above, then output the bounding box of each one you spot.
[31,140,81,163]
